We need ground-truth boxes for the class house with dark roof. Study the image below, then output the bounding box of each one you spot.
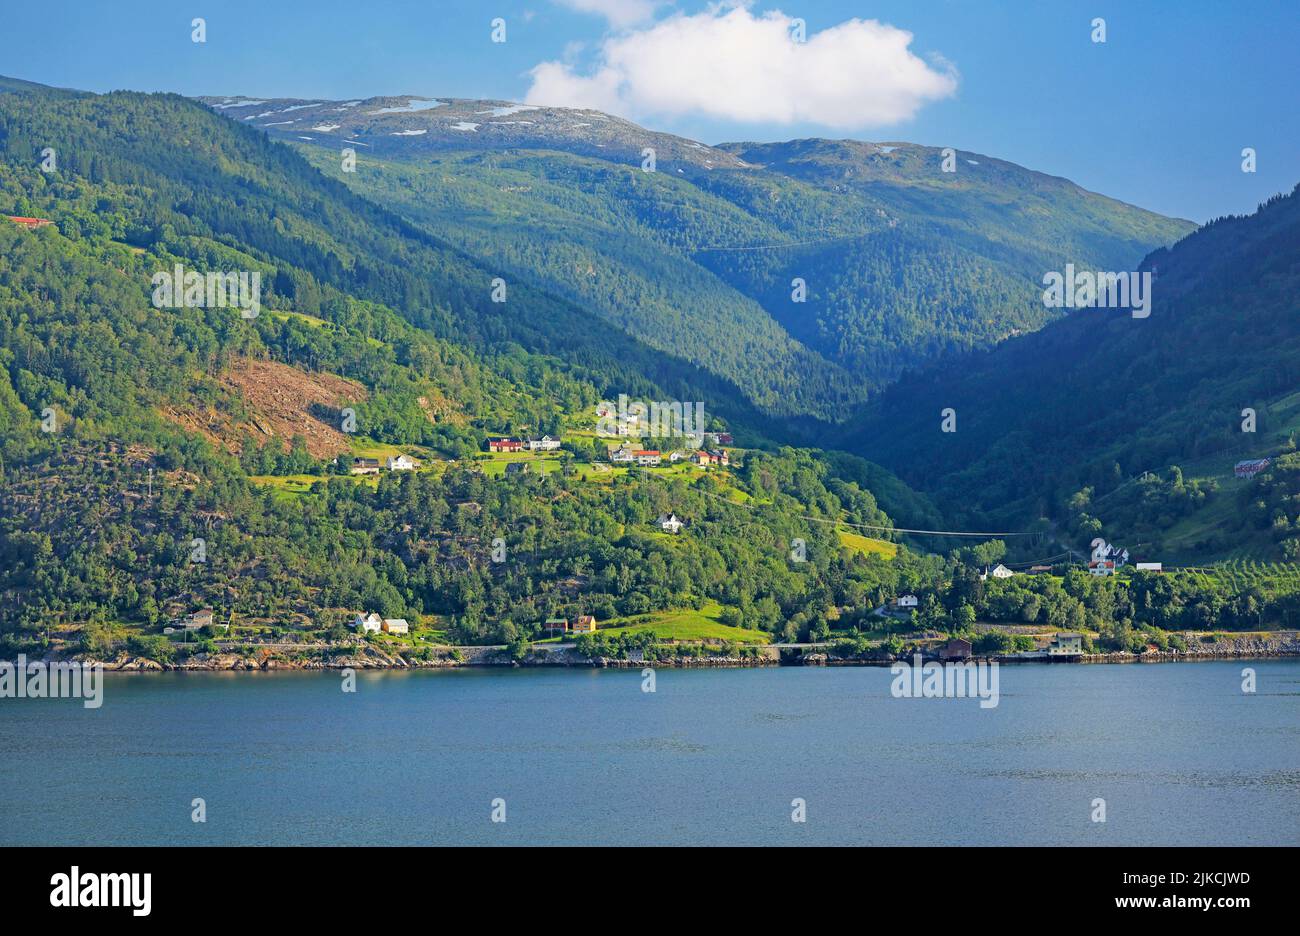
[657,513,684,534]
[938,638,972,661]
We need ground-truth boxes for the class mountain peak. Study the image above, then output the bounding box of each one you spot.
[198,93,749,171]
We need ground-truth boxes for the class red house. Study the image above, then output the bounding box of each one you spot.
[488,437,523,453]
[6,216,53,229]
[692,449,729,467]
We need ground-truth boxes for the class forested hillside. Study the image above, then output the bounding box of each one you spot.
[305,146,862,419]
[0,83,778,436]
[847,185,1300,562]
[703,138,1193,378]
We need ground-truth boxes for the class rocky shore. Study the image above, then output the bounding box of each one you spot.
[1078,632,1300,663]
[73,643,783,672]
[55,630,1300,673]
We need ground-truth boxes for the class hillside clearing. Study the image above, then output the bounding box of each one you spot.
[599,601,770,644]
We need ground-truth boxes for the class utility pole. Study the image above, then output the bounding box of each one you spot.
[148,467,153,498]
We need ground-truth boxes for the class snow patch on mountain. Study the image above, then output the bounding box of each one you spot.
[476,104,539,118]
[369,98,445,115]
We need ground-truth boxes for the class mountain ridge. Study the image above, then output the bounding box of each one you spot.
[214,89,1193,418]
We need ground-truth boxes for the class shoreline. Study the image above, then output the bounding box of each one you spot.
[49,639,1300,673]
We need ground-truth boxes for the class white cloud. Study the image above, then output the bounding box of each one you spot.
[526,6,957,129]
[552,0,662,29]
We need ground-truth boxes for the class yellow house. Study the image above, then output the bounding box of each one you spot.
[571,615,597,633]
[1049,632,1083,655]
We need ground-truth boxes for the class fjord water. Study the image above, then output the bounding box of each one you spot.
[1,662,1296,846]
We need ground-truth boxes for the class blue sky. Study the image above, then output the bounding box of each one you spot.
[3,0,1295,222]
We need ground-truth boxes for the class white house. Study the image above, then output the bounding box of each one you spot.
[387,454,417,471]
[526,435,562,451]
[894,594,918,609]
[353,612,382,633]
[1088,560,1116,577]
[634,450,662,467]
[609,444,635,463]
[657,513,684,534]
[981,564,1015,581]
[382,618,409,635]
[183,608,215,630]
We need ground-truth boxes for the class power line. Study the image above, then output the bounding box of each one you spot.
[1002,552,1071,568]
